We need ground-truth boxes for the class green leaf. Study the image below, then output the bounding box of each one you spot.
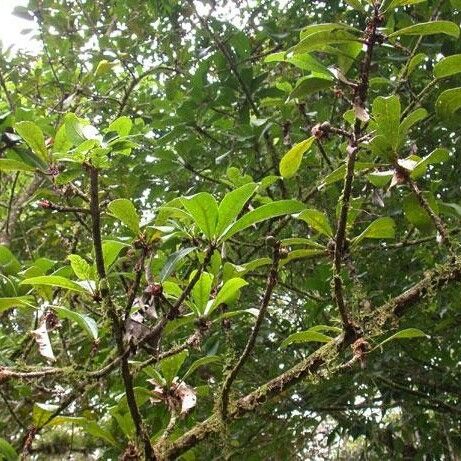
[182,355,222,380]
[281,329,334,348]
[64,113,100,145]
[158,350,189,385]
[388,21,460,39]
[216,183,258,237]
[377,328,428,348]
[299,23,360,40]
[399,108,428,142]
[292,29,361,54]
[0,158,35,172]
[280,238,326,249]
[288,76,332,100]
[20,276,88,293]
[264,52,330,75]
[372,95,401,151]
[108,198,140,234]
[320,163,377,188]
[406,52,427,76]
[102,240,129,270]
[436,87,461,122]
[403,193,438,233]
[181,192,219,239]
[94,59,115,77]
[206,278,248,316]
[344,0,366,11]
[434,54,461,79]
[33,403,60,426]
[107,116,132,136]
[191,271,214,315]
[411,148,449,178]
[352,217,396,246]
[0,296,34,313]
[220,200,306,240]
[280,249,326,265]
[159,247,197,282]
[0,437,18,461]
[54,306,98,339]
[367,170,394,187]
[14,121,48,163]
[67,254,92,280]
[383,0,426,11]
[296,208,333,237]
[0,245,21,275]
[279,137,315,178]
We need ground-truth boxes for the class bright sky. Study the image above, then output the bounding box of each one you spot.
[0,0,39,52]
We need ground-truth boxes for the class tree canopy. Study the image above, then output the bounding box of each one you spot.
[1,0,461,459]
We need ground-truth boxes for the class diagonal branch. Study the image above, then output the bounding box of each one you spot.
[219,242,281,419]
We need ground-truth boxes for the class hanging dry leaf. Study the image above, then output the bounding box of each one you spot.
[354,103,370,122]
[174,379,197,414]
[124,317,151,344]
[148,377,197,416]
[32,319,55,361]
[371,189,385,208]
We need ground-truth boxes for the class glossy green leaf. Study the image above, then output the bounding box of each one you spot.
[344,0,366,11]
[94,59,115,77]
[280,249,326,265]
[352,217,396,246]
[0,245,21,275]
[54,306,98,339]
[158,349,189,385]
[388,21,460,39]
[281,329,333,348]
[399,108,428,141]
[279,137,315,178]
[299,23,360,40]
[107,116,132,136]
[102,240,129,270]
[292,29,361,54]
[14,121,48,163]
[434,54,461,79]
[288,76,333,100]
[0,158,35,172]
[181,192,219,239]
[0,296,34,313]
[159,247,197,282]
[411,148,449,178]
[383,0,426,11]
[377,328,428,348]
[207,278,248,316]
[367,170,394,187]
[67,254,92,280]
[0,437,18,461]
[220,200,306,240]
[403,192,438,233]
[216,183,258,237]
[182,355,222,380]
[191,271,214,315]
[406,52,427,76]
[436,87,461,122]
[264,52,330,75]
[296,208,333,237]
[372,95,401,150]
[20,275,88,293]
[319,162,376,188]
[108,198,140,234]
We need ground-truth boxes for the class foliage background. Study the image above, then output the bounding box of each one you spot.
[1,0,461,459]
